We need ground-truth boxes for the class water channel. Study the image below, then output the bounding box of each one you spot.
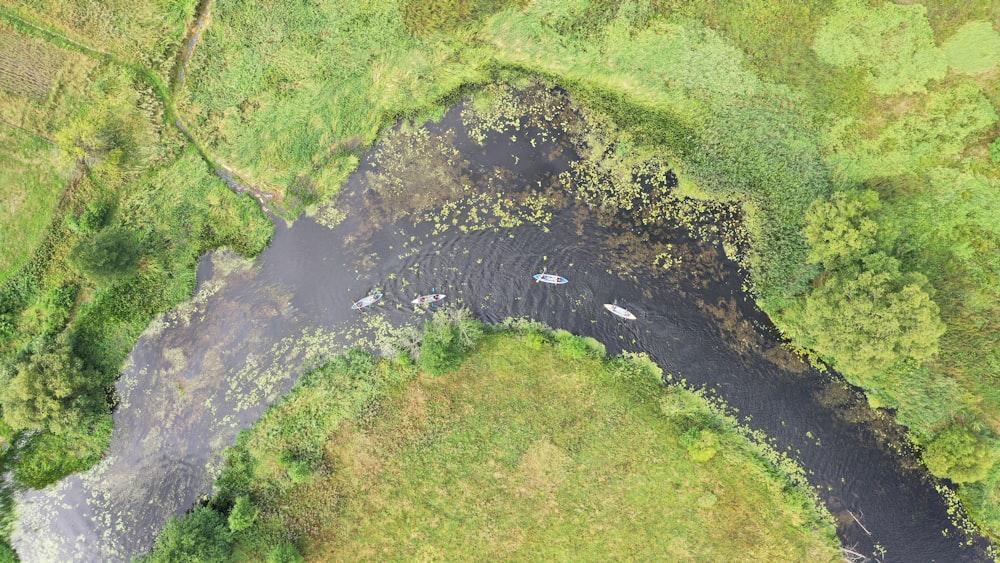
[13,88,989,561]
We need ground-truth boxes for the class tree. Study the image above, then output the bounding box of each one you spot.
[796,263,945,379]
[0,333,104,435]
[228,496,258,533]
[418,320,463,376]
[803,190,882,269]
[146,506,231,563]
[923,425,996,483]
[69,228,142,286]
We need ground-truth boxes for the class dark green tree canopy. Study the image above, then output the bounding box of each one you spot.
[69,228,142,286]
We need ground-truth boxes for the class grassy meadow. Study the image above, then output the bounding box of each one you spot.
[0,126,63,283]
[144,324,838,562]
[0,0,197,84]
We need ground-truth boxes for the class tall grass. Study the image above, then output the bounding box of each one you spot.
[0,125,65,283]
[0,0,197,83]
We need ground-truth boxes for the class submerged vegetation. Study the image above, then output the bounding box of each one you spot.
[144,319,838,562]
[0,0,999,555]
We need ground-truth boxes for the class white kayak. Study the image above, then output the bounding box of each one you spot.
[412,293,446,305]
[604,303,637,320]
[351,292,382,310]
[533,273,568,284]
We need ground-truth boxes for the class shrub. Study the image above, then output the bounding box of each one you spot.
[554,330,589,359]
[418,308,483,376]
[680,427,719,463]
[924,425,996,484]
[67,200,114,233]
[278,451,315,484]
[69,228,142,286]
[287,460,313,484]
[990,139,1000,164]
[228,496,258,533]
[418,321,464,375]
[267,542,305,563]
[79,200,113,231]
[146,506,232,563]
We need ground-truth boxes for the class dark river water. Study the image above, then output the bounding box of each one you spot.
[13,91,989,561]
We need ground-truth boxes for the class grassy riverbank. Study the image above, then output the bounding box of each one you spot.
[144,321,838,562]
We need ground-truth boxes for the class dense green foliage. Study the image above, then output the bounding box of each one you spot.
[226,497,257,534]
[145,506,231,563]
[787,191,947,382]
[803,190,882,269]
[793,263,945,378]
[146,325,837,561]
[924,424,997,484]
[813,0,946,95]
[171,0,999,538]
[0,332,104,434]
[942,21,1000,75]
[69,228,142,285]
[416,308,484,375]
[0,7,273,555]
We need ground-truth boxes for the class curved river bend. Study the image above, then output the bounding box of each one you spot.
[14,93,989,561]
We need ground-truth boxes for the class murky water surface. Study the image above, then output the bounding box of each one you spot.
[14,90,989,561]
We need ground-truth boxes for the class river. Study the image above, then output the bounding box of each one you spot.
[13,87,988,561]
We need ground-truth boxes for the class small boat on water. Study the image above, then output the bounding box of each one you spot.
[604,303,637,320]
[534,273,568,284]
[412,293,446,305]
[351,292,383,310]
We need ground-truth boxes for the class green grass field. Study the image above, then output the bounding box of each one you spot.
[0,125,64,283]
[148,329,837,562]
[0,0,196,83]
